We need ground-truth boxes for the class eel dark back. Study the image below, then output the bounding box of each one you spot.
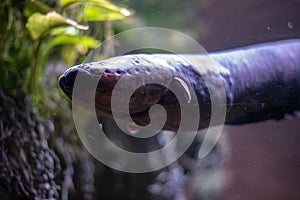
[213,39,300,125]
[59,39,300,130]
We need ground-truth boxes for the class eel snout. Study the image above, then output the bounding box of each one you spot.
[59,66,80,99]
[58,62,167,117]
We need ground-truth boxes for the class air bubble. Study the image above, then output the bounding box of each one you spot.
[288,22,293,29]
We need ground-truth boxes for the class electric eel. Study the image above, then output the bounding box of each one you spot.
[59,39,300,131]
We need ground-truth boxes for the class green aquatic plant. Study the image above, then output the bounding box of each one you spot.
[0,0,132,103]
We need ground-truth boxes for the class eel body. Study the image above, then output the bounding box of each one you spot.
[59,39,300,131]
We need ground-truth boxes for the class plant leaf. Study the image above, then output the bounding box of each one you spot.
[59,0,131,20]
[50,26,80,36]
[82,4,131,21]
[24,0,53,17]
[26,12,88,40]
[60,0,127,10]
[49,35,100,48]
[61,45,79,65]
[45,35,99,65]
